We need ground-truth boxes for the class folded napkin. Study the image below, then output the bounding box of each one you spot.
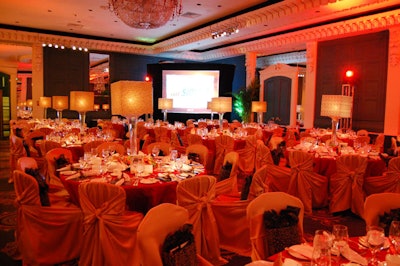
[341,245,368,266]
[57,165,71,172]
[65,172,80,180]
[114,178,124,186]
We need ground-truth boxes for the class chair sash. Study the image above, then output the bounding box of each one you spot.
[287,151,328,214]
[237,135,257,175]
[176,176,226,265]
[79,182,143,266]
[213,135,234,174]
[255,140,274,171]
[329,155,367,216]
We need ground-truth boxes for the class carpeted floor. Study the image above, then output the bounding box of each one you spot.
[0,138,366,265]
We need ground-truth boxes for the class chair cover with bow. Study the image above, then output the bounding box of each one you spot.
[176,175,227,265]
[364,193,400,226]
[265,163,291,193]
[39,140,62,157]
[287,150,329,214]
[246,192,304,261]
[187,133,203,146]
[211,199,252,256]
[154,126,171,143]
[83,140,105,153]
[96,142,126,156]
[213,135,234,174]
[248,165,270,200]
[79,182,144,266]
[216,151,239,196]
[237,135,258,176]
[13,170,83,265]
[255,139,274,171]
[364,156,400,195]
[137,203,213,266]
[186,144,209,171]
[329,155,368,216]
[45,147,73,187]
[9,134,27,182]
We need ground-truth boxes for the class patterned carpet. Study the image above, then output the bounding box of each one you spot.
[0,138,366,265]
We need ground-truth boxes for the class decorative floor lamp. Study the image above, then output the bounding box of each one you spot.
[52,96,68,121]
[251,101,267,124]
[211,97,232,130]
[111,81,153,155]
[70,91,94,127]
[39,96,51,119]
[158,98,173,122]
[320,94,353,146]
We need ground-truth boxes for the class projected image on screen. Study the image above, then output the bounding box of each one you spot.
[162,70,220,113]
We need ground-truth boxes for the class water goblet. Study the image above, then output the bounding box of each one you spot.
[389,220,400,254]
[332,224,348,261]
[175,158,183,175]
[366,225,385,265]
[136,160,144,177]
[312,230,332,266]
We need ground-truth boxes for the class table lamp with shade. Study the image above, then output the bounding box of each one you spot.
[111,81,153,155]
[207,101,214,120]
[320,94,353,146]
[102,104,110,111]
[39,96,51,118]
[251,101,267,124]
[70,91,94,126]
[52,96,68,121]
[158,98,173,122]
[211,97,232,130]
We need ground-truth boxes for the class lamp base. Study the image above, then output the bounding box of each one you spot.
[128,116,139,155]
[330,119,339,146]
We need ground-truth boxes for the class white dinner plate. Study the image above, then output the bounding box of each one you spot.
[287,244,313,260]
[60,170,77,175]
[359,236,390,249]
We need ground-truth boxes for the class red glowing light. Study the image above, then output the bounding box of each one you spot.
[345,70,354,78]
[145,75,151,82]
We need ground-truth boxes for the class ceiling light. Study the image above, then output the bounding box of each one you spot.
[109,0,182,29]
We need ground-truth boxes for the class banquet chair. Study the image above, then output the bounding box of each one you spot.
[248,165,270,200]
[213,134,235,174]
[45,148,72,196]
[38,127,54,136]
[23,129,46,157]
[154,126,171,143]
[13,170,83,265]
[237,134,258,177]
[82,140,105,153]
[198,121,208,128]
[372,133,385,153]
[146,141,173,156]
[364,193,400,226]
[216,151,240,196]
[357,129,369,137]
[17,156,38,172]
[79,182,144,266]
[287,150,329,214]
[9,134,27,183]
[187,133,203,146]
[176,175,227,265]
[170,129,186,155]
[364,156,400,195]
[39,140,62,157]
[96,141,126,155]
[244,127,258,135]
[255,139,274,171]
[137,203,213,266]
[329,154,368,216]
[246,192,304,261]
[186,144,209,170]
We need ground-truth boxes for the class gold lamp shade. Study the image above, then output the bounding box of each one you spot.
[158,98,173,110]
[320,95,353,120]
[211,97,232,113]
[52,96,68,111]
[70,91,94,112]
[111,81,153,117]
[94,104,100,111]
[26,99,33,107]
[251,101,267,113]
[102,104,110,111]
[39,97,51,108]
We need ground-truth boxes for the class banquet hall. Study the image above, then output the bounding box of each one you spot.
[1,0,400,265]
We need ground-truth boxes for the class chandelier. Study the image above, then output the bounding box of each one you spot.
[109,0,182,29]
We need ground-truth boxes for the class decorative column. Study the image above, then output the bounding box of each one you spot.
[32,43,44,119]
[303,41,318,129]
[245,52,257,86]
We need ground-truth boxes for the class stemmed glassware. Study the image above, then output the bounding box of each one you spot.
[175,158,183,175]
[332,224,349,261]
[312,230,332,266]
[389,220,400,254]
[366,225,386,265]
[136,160,144,177]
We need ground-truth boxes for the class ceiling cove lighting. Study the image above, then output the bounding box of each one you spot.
[42,43,89,52]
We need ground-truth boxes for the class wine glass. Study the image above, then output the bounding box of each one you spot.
[151,145,160,157]
[332,224,349,261]
[366,225,385,265]
[136,160,144,177]
[389,220,400,254]
[312,230,332,266]
[175,158,183,175]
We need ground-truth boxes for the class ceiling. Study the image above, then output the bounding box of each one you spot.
[0,0,399,68]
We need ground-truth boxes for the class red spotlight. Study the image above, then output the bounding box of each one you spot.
[345,70,354,78]
[145,75,151,82]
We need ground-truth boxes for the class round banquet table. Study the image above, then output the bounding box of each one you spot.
[60,173,178,214]
[268,236,392,265]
